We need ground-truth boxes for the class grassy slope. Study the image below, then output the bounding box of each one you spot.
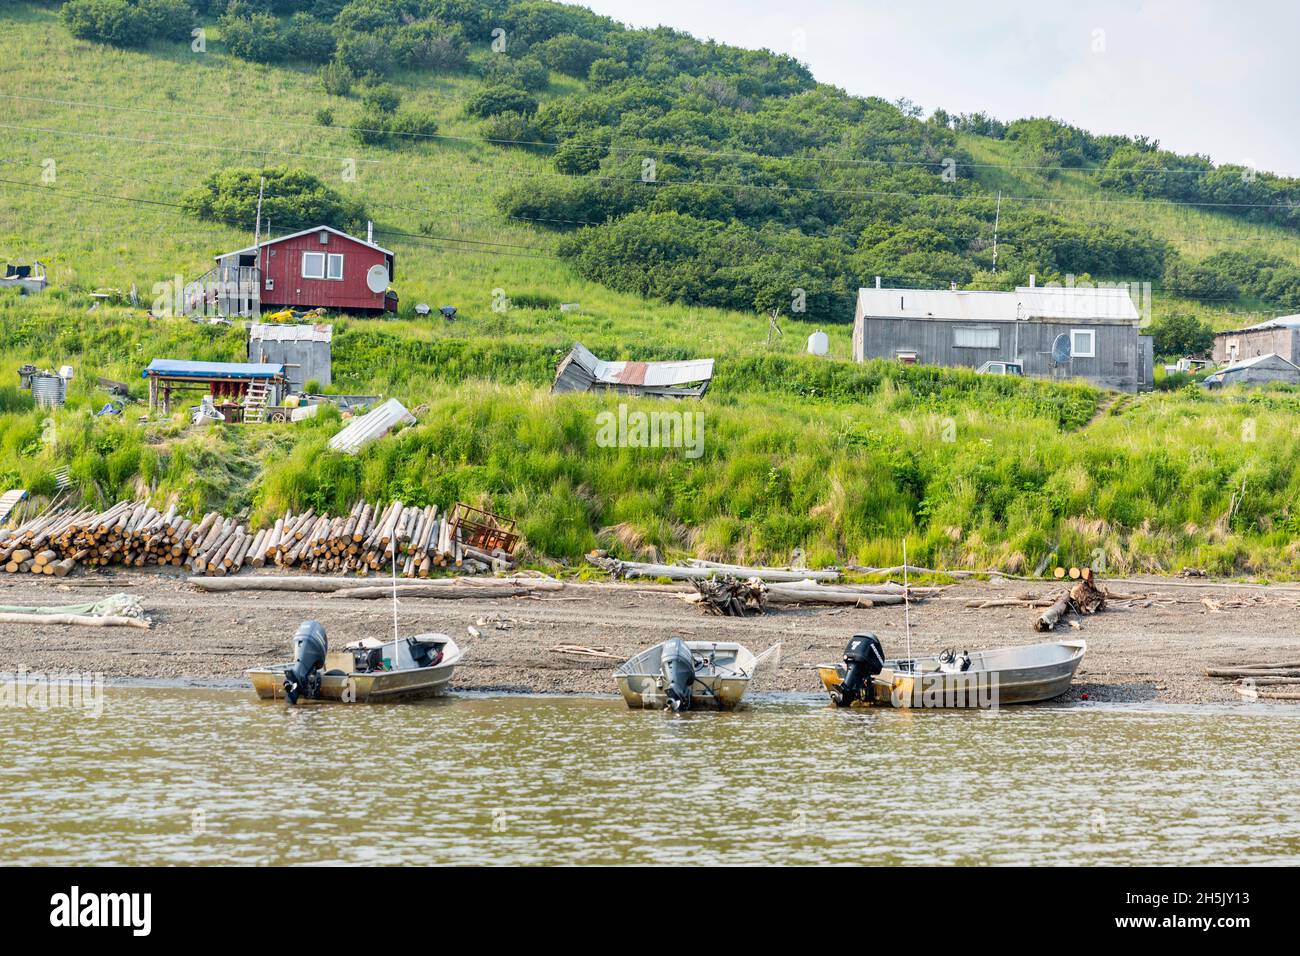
[4,5,1300,576]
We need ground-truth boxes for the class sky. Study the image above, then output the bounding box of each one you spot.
[579,0,1300,177]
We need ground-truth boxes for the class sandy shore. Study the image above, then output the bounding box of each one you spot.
[1,570,1298,704]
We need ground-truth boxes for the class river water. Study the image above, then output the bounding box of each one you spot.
[2,688,1297,865]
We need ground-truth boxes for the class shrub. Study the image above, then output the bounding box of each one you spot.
[587,57,628,85]
[220,13,289,63]
[360,83,401,114]
[335,29,394,76]
[391,19,466,71]
[481,54,549,91]
[465,85,538,118]
[181,166,367,232]
[319,58,354,96]
[287,12,335,63]
[553,138,605,175]
[533,35,605,77]
[63,0,194,48]
[478,110,542,147]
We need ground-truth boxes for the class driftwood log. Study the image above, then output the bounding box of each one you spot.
[1036,576,1107,632]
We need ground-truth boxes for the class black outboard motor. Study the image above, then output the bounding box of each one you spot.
[831,633,885,707]
[660,638,696,712]
[283,621,328,705]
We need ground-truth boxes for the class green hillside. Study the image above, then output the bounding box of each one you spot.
[4,0,1300,577]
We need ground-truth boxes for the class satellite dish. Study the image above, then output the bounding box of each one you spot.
[1051,333,1072,365]
[365,264,389,294]
[807,330,829,357]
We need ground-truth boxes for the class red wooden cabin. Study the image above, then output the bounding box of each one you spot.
[207,225,397,316]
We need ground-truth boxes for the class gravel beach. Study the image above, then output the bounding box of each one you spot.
[1,570,1298,704]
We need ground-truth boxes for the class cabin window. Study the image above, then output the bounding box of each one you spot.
[953,326,999,349]
[1070,329,1096,358]
[301,252,326,279]
[327,253,344,280]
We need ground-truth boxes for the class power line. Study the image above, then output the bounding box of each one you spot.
[0,122,380,165]
[0,174,1291,303]
[1,91,1289,180]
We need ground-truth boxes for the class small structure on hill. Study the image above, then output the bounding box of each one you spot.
[1212,314,1300,365]
[1201,353,1300,389]
[247,323,332,391]
[551,343,714,398]
[1,262,48,294]
[852,279,1154,392]
[185,225,396,318]
[142,359,287,421]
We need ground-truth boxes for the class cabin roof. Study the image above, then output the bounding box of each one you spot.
[214,225,392,260]
[856,285,1140,324]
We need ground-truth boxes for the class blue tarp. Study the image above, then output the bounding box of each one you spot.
[142,359,285,380]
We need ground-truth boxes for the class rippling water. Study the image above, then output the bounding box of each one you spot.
[2,688,1297,865]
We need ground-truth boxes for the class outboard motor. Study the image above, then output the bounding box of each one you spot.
[831,633,885,707]
[660,638,696,712]
[283,621,328,705]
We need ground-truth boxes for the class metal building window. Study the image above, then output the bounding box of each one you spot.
[327,254,344,280]
[302,252,326,279]
[953,326,999,348]
[1071,329,1096,358]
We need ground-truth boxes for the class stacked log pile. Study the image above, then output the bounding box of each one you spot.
[1,499,517,579]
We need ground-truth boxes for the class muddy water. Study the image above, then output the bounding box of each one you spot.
[2,688,1297,865]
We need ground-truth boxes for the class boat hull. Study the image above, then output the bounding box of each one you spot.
[248,661,457,703]
[817,640,1085,708]
[616,673,750,711]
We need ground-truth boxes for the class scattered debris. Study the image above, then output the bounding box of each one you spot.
[1206,659,1300,701]
[327,398,415,453]
[691,576,767,616]
[448,503,520,558]
[0,592,148,629]
[549,644,621,660]
[1036,571,1107,632]
[17,364,73,408]
[0,490,28,525]
[551,342,714,398]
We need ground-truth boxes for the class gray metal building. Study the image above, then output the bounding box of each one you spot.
[247,323,332,392]
[1212,314,1300,365]
[1202,352,1300,389]
[852,283,1153,392]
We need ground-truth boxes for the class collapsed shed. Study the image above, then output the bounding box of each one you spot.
[551,343,714,398]
[247,323,332,391]
[328,398,416,454]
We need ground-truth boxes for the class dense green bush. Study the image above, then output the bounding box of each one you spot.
[62,0,195,48]
[180,166,367,232]
[465,84,539,118]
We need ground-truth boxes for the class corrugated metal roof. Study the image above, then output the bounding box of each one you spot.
[247,323,334,343]
[328,398,415,454]
[215,225,393,259]
[1219,314,1300,334]
[857,286,1140,323]
[1216,352,1300,374]
[142,359,285,380]
[558,343,714,389]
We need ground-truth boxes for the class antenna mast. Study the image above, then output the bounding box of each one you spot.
[902,538,912,666]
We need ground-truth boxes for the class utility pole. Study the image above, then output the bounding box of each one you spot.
[991,190,1001,273]
[253,176,265,249]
